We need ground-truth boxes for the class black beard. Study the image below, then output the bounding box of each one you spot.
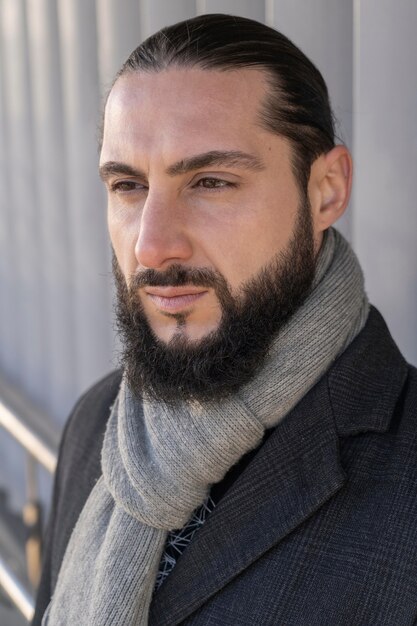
[113,199,316,405]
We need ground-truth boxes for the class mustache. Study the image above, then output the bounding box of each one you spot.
[129,264,225,290]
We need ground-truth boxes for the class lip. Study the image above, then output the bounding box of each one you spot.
[144,286,209,313]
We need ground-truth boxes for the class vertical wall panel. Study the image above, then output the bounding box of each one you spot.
[0,32,16,379]
[200,0,265,20]
[96,0,142,91]
[0,0,46,404]
[353,1,417,364]
[58,0,114,397]
[271,0,353,239]
[26,0,77,419]
[140,0,196,39]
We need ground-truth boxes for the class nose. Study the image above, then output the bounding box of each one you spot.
[135,194,193,269]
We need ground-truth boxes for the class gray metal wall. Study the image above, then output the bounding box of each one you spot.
[0,0,416,431]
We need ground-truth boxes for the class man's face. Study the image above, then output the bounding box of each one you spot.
[100,67,318,401]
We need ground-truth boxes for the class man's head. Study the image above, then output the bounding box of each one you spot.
[99,14,352,403]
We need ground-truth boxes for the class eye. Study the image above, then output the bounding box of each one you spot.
[109,180,147,193]
[194,177,236,190]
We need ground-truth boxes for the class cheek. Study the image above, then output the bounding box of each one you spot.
[107,204,140,277]
[185,207,255,287]
[202,198,298,290]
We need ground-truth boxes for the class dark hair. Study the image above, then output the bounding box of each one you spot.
[110,14,336,194]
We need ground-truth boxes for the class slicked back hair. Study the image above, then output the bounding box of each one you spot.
[109,13,336,195]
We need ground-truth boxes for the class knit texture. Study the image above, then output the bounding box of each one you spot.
[43,228,369,625]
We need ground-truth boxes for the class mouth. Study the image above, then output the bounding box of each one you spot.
[144,286,209,313]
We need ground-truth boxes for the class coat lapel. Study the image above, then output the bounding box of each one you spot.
[150,375,346,625]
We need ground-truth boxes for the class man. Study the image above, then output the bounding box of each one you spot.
[34,14,417,626]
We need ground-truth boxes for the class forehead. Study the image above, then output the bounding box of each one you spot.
[101,67,273,164]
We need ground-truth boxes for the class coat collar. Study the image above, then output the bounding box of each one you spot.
[149,307,408,625]
[329,307,408,437]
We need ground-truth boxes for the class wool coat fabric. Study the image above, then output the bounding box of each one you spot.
[33,307,417,625]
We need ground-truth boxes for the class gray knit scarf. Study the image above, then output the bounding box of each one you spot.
[43,228,369,625]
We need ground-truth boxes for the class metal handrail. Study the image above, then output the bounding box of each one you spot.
[0,385,59,622]
[0,556,34,622]
[0,400,57,473]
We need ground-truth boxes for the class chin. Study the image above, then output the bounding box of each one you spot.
[157,324,218,345]
[149,312,221,344]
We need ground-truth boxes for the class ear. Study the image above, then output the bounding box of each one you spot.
[308,145,352,233]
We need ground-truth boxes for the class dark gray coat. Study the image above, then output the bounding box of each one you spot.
[33,308,417,625]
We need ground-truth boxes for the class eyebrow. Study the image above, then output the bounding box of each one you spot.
[99,161,144,182]
[166,150,265,175]
[99,150,265,182]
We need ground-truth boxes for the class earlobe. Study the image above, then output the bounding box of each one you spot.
[310,145,353,232]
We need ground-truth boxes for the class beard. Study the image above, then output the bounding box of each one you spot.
[113,197,316,405]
